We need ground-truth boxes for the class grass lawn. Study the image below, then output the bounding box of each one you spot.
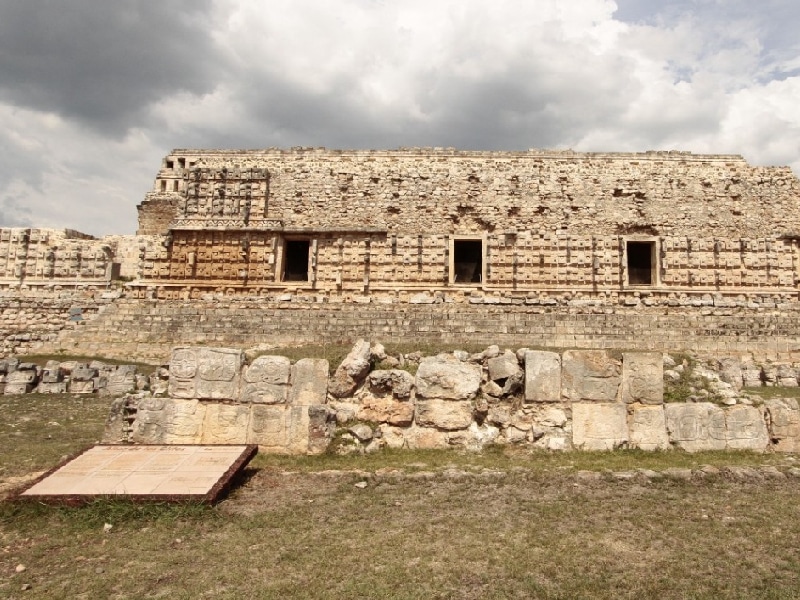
[2,393,800,599]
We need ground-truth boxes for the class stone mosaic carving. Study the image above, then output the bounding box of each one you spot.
[664,403,727,452]
[241,355,290,404]
[169,346,243,400]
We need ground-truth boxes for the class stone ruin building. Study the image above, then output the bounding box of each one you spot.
[2,147,800,363]
[3,147,800,454]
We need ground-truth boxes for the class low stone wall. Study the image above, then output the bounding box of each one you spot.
[104,342,799,454]
[39,296,800,364]
[0,289,118,358]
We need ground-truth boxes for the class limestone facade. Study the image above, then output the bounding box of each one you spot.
[131,148,800,303]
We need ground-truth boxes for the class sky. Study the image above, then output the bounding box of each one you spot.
[0,0,799,236]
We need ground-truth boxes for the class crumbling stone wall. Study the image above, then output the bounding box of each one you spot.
[106,342,797,455]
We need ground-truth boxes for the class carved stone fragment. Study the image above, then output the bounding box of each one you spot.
[664,402,726,452]
[629,405,669,450]
[561,350,621,402]
[764,398,800,452]
[241,355,290,404]
[622,352,663,404]
[572,403,628,450]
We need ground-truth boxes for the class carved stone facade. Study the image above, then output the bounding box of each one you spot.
[0,228,116,287]
[130,148,800,304]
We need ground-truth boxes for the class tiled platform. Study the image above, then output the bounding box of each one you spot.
[17,444,257,504]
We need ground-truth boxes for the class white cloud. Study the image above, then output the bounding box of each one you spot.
[0,0,799,234]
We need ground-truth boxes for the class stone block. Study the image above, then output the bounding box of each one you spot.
[717,358,743,390]
[725,405,769,452]
[241,355,290,404]
[367,369,415,399]
[248,404,313,454]
[4,370,36,394]
[487,351,521,383]
[561,351,621,402]
[524,351,561,402]
[201,403,250,444]
[406,426,450,450]
[289,358,329,405]
[169,346,243,401]
[415,355,481,400]
[71,366,97,381]
[328,339,371,398]
[40,367,64,384]
[37,382,68,394]
[68,379,95,394]
[131,397,205,444]
[572,403,628,450]
[357,396,415,426]
[622,352,663,404]
[764,398,800,452]
[101,365,137,397]
[415,399,473,430]
[629,405,669,450]
[664,403,726,452]
[308,405,335,454]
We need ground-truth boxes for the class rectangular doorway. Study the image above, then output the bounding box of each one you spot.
[627,241,655,285]
[283,240,310,281]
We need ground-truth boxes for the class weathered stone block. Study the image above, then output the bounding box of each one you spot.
[101,365,137,397]
[132,397,205,444]
[622,352,663,404]
[629,405,669,450]
[487,350,521,382]
[248,404,289,449]
[68,379,95,394]
[289,358,329,405]
[328,339,371,398]
[169,346,243,401]
[416,355,481,400]
[415,399,473,430]
[37,381,68,394]
[71,366,97,381]
[725,405,769,452]
[524,351,561,402]
[765,398,800,452]
[664,403,726,452]
[561,351,621,402]
[572,403,628,450]
[201,403,250,444]
[357,396,414,426]
[241,355,290,404]
[4,370,36,394]
[367,369,414,399]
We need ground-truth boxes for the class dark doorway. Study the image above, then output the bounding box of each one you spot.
[453,239,483,283]
[283,240,310,281]
[627,241,654,285]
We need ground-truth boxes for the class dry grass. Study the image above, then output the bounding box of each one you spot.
[2,393,800,599]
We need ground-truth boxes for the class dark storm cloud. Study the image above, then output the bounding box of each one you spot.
[0,1,219,134]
